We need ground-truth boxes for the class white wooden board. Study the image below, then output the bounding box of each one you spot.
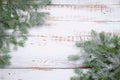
[0,0,120,80]
[0,69,74,80]
[51,0,120,5]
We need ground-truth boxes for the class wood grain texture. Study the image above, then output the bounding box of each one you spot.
[1,0,120,80]
[6,21,120,68]
[51,0,120,5]
[41,4,120,22]
[0,69,74,80]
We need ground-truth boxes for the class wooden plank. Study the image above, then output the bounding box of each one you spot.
[35,21,120,32]
[41,4,120,22]
[0,69,74,80]
[51,0,120,5]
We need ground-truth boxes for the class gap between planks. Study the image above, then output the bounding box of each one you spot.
[0,66,92,70]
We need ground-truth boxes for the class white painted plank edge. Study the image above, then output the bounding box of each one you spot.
[51,0,120,5]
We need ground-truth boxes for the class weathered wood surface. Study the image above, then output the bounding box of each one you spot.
[51,0,120,4]
[0,0,120,80]
[42,4,120,22]
[8,21,120,68]
[0,69,74,80]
